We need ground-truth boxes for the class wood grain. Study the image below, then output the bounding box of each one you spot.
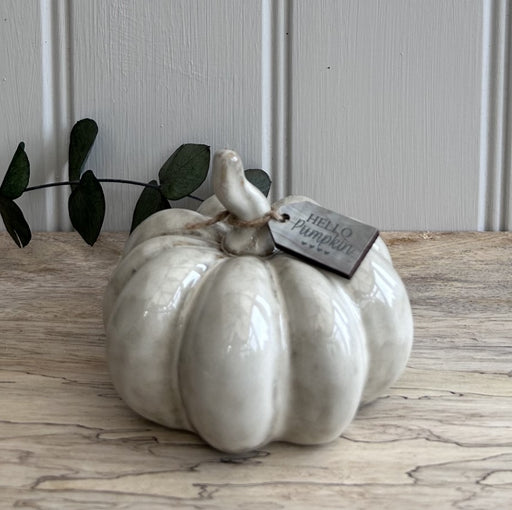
[1,231,511,509]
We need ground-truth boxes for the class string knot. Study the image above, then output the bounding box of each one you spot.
[186,208,286,230]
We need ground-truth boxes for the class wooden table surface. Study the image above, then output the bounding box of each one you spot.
[1,231,511,509]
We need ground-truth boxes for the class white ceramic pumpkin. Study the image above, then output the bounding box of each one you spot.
[104,150,413,453]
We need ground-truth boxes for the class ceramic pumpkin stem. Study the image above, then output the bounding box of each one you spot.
[213,150,275,256]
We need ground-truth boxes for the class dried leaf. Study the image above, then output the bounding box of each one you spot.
[130,181,170,232]
[0,196,31,247]
[68,170,105,246]
[0,142,30,199]
[69,119,98,188]
[245,169,271,197]
[159,144,210,200]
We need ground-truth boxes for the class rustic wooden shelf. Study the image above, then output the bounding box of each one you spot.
[1,232,511,509]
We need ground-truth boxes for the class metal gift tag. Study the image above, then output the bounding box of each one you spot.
[269,201,379,279]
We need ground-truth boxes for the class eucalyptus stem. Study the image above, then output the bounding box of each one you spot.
[25,179,159,193]
[24,178,204,202]
[0,120,216,247]
[24,181,78,192]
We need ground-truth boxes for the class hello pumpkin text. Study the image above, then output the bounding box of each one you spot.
[290,213,356,256]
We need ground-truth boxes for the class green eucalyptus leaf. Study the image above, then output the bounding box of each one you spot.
[130,180,170,233]
[69,118,98,188]
[245,168,271,197]
[159,144,210,200]
[1,142,30,199]
[68,170,105,246]
[0,196,31,247]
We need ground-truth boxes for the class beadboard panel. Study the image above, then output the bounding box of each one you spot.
[69,0,268,231]
[288,0,484,230]
[0,0,67,231]
[480,0,512,231]
[1,0,511,233]
[500,1,512,231]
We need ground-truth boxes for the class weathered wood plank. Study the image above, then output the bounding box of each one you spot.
[1,231,511,509]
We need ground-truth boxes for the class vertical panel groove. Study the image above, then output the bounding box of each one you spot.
[40,0,72,230]
[264,0,292,202]
[261,0,272,178]
[503,4,512,230]
[479,0,511,231]
[478,0,492,230]
[283,0,293,197]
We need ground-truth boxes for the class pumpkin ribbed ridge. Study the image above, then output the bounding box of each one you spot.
[105,241,226,431]
[269,255,368,445]
[103,234,219,322]
[263,258,292,444]
[323,241,413,404]
[178,256,286,453]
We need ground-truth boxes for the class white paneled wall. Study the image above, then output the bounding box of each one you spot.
[1,0,54,230]
[70,0,268,230]
[290,0,483,230]
[1,0,511,232]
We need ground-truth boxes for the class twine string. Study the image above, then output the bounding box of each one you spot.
[186,208,287,230]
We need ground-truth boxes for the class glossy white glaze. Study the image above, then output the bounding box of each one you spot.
[104,150,413,453]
